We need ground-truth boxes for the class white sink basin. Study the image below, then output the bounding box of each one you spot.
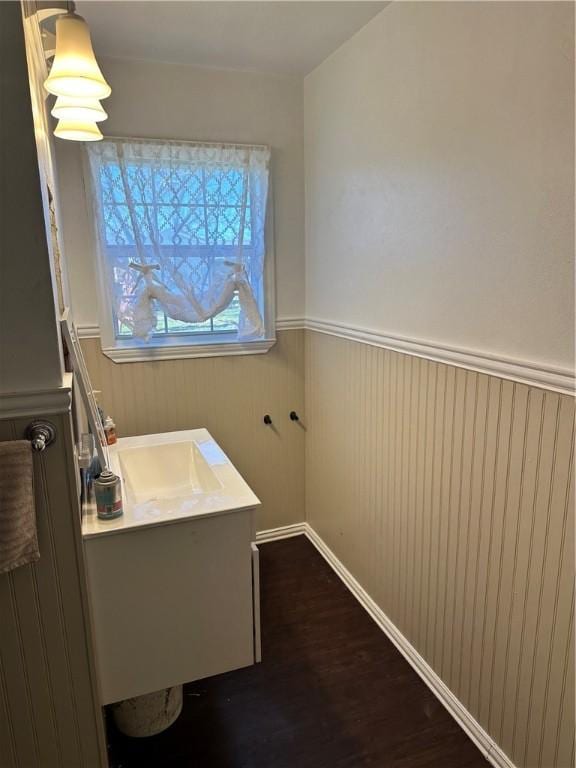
[118,440,222,504]
[82,428,260,538]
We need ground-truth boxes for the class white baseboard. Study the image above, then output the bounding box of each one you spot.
[255,521,516,768]
[255,522,308,543]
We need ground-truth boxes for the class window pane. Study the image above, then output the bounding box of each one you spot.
[96,156,262,341]
[165,316,212,334]
[212,294,241,331]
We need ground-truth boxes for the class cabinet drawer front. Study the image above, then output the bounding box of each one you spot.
[85,510,255,704]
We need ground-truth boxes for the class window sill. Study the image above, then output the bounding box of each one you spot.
[101,337,277,363]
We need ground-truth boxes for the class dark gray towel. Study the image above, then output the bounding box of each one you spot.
[0,441,39,573]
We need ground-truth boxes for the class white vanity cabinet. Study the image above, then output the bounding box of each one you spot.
[81,430,261,705]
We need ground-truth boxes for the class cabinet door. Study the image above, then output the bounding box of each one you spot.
[252,542,262,663]
[85,510,255,704]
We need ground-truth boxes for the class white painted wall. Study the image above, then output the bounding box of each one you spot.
[304,1,574,370]
[55,56,304,329]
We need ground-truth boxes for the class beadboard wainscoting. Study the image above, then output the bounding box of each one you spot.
[305,330,575,768]
[0,411,107,768]
[81,329,305,531]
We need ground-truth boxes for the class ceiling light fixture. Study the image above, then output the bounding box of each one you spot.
[40,5,111,142]
[51,95,107,123]
[44,11,111,99]
[53,119,103,142]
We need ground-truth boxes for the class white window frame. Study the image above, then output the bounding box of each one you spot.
[84,139,276,363]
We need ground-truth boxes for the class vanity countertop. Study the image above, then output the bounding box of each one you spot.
[82,428,260,540]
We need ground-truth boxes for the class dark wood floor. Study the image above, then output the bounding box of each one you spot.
[108,536,488,768]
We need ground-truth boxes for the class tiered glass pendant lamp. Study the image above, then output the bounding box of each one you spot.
[44,11,111,141]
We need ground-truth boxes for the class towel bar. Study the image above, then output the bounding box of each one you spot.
[25,421,56,452]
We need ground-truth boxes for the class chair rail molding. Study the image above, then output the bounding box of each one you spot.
[0,373,73,420]
[305,318,575,396]
[76,324,101,340]
[75,319,575,394]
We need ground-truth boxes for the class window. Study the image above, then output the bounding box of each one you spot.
[86,138,274,361]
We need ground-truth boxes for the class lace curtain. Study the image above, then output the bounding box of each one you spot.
[86,138,270,341]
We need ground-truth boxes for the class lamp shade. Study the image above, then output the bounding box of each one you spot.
[44,13,111,99]
[54,119,103,142]
[51,95,108,123]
